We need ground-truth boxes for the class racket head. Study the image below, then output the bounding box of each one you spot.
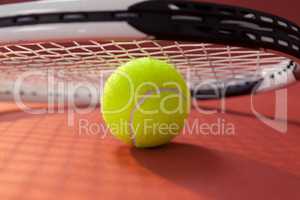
[0,0,298,106]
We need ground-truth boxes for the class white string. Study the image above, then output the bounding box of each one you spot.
[0,40,286,88]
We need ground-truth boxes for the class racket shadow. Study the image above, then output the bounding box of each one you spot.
[0,104,87,123]
[0,110,42,122]
[197,105,300,127]
[131,142,300,200]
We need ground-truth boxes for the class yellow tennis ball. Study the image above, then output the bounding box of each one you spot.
[101,57,190,148]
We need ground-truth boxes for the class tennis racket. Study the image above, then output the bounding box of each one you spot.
[0,0,299,107]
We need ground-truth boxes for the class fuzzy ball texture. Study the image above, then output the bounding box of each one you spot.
[101,57,190,148]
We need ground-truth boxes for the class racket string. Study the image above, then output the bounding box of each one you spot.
[0,40,286,87]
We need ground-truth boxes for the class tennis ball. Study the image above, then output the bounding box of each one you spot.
[101,57,190,148]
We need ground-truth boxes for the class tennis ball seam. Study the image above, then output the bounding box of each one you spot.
[129,87,187,147]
